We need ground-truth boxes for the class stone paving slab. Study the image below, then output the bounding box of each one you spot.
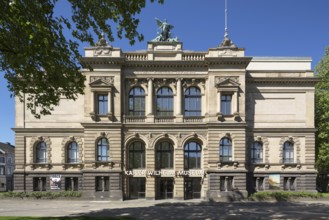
[1,199,329,219]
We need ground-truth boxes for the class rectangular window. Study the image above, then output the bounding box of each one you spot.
[33,177,47,191]
[65,177,79,191]
[129,178,146,199]
[97,94,108,115]
[221,94,232,115]
[0,157,4,163]
[95,176,109,192]
[8,157,12,163]
[254,177,265,191]
[220,176,233,191]
[7,167,11,175]
[284,177,296,191]
[0,166,5,175]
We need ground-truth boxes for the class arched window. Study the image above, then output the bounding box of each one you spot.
[129,87,145,116]
[251,142,263,163]
[156,142,173,169]
[156,87,173,116]
[97,138,109,161]
[184,141,202,169]
[283,141,294,163]
[184,87,201,117]
[220,138,232,162]
[36,142,47,163]
[129,141,145,169]
[67,142,79,163]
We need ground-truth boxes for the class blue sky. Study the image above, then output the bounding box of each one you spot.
[1,0,329,145]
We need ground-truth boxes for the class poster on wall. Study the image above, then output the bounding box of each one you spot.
[268,174,280,190]
[50,174,61,190]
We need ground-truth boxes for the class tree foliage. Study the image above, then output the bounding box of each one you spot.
[315,46,329,173]
[0,0,163,118]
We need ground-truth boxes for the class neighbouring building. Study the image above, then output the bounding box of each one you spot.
[0,142,15,191]
[13,22,318,200]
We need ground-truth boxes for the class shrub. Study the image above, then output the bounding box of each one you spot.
[249,191,324,201]
[0,191,81,199]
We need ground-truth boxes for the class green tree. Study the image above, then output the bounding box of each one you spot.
[0,0,163,118]
[315,46,329,175]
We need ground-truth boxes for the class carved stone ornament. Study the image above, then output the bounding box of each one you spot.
[215,77,239,87]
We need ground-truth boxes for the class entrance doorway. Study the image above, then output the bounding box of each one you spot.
[129,177,146,199]
[156,178,174,199]
[184,177,201,199]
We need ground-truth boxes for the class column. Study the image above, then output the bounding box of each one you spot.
[147,78,153,115]
[91,92,95,113]
[108,90,112,120]
[176,78,183,122]
[39,177,43,191]
[256,177,259,191]
[235,91,239,113]
[225,176,228,192]
[101,176,105,192]
[218,91,221,113]
[176,78,182,115]
[71,177,74,191]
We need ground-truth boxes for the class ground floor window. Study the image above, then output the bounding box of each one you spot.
[129,178,146,199]
[156,178,174,200]
[33,177,47,191]
[95,176,109,192]
[220,176,233,191]
[254,177,265,191]
[284,177,296,191]
[184,178,201,200]
[65,177,79,191]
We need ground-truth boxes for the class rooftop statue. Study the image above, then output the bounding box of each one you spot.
[152,18,179,42]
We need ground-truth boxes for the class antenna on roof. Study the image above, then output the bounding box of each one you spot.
[224,0,228,39]
[219,0,237,48]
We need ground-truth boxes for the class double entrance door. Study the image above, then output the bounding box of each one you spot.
[156,178,174,200]
[184,178,201,200]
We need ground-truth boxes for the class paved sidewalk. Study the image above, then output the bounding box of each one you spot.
[1,199,329,219]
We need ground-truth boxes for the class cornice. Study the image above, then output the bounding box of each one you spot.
[13,128,84,133]
[80,123,123,129]
[246,77,320,84]
[249,128,317,133]
[80,57,125,67]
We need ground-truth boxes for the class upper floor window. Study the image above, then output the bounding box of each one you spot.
[156,142,173,169]
[184,141,202,169]
[67,142,79,163]
[129,87,145,116]
[251,142,263,163]
[0,166,4,175]
[184,87,201,117]
[36,141,47,163]
[220,138,232,162]
[283,141,294,163]
[97,94,108,115]
[156,87,173,117]
[221,94,232,115]
[97,138,109,161]
[0,157,4,163]
[129,141,145,169]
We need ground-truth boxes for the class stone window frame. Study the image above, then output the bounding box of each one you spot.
[215,76,240,120]
[125,79,148,117]
[61,136,83,166]
[89,76,114,121]
[30,136,52,165]
[182,78,206,117]
[279,136,301,165]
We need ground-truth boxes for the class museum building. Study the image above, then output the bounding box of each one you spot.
[13,24,318,200]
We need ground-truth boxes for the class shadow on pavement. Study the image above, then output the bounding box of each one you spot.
[72,201,329,220]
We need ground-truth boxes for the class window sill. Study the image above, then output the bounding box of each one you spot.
[93,161,114,168]
[29,163,51,170]
[281,163,301,169]
[90,112,113,121]
[217,161,239,169]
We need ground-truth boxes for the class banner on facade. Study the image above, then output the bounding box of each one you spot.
[268,174,280,190]
[50,174,61,190]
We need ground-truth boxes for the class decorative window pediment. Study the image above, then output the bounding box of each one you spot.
[215,77,240,89]
[89,76,114,88]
